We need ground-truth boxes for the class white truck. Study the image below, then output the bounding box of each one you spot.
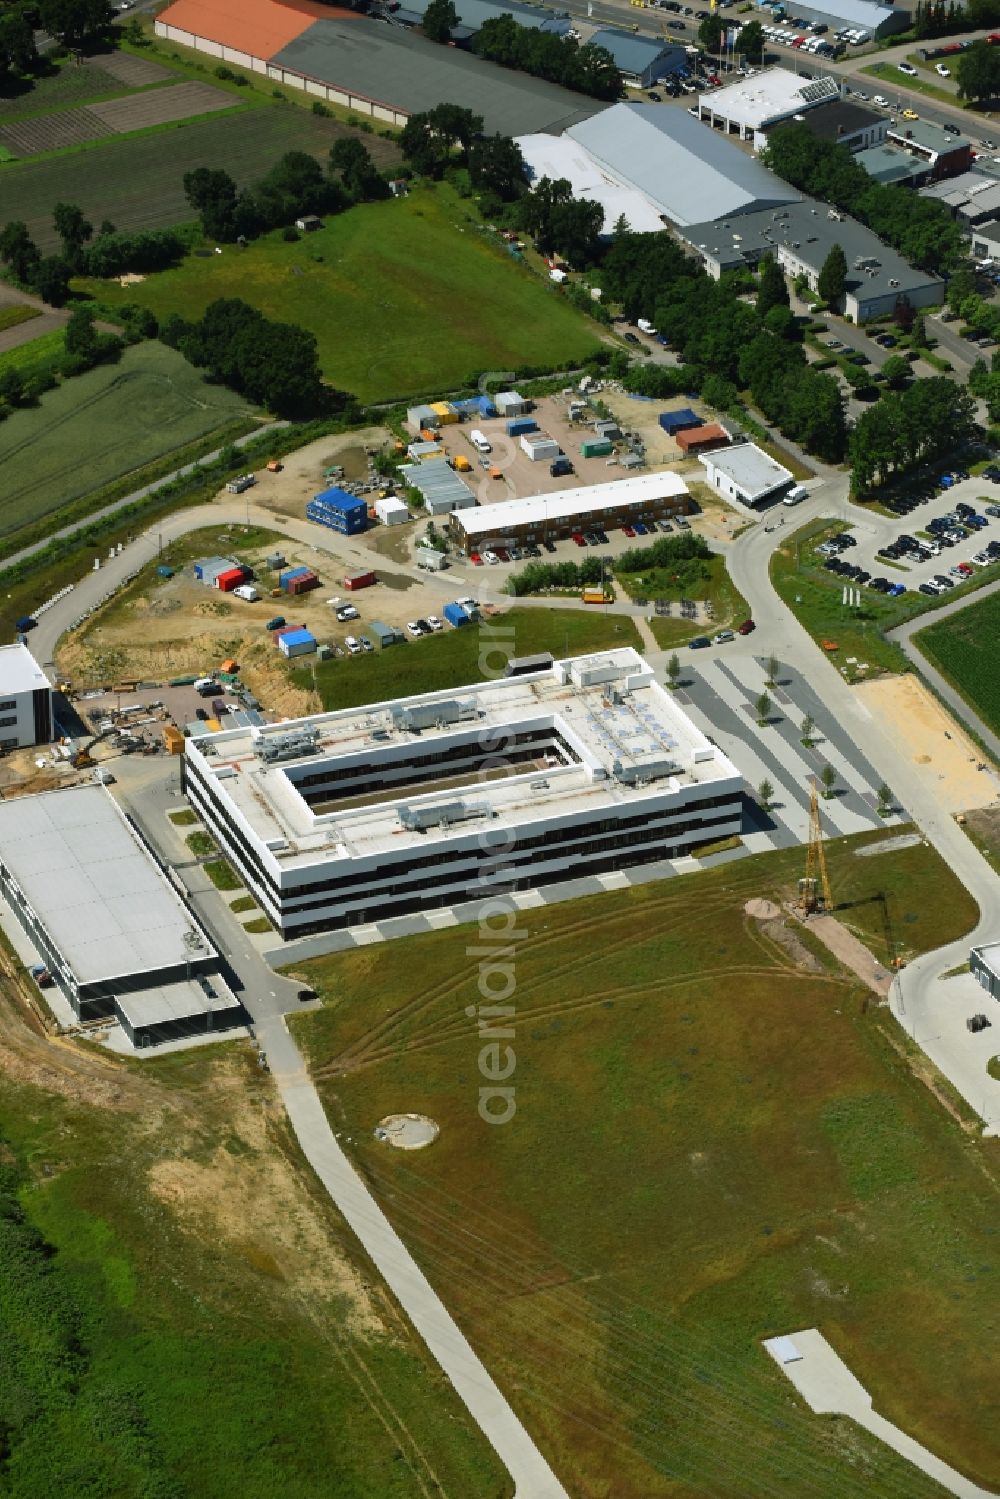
[782,484,808,506]
[637,318,657,336]
[232,583,260,602]
[469,429,492,454]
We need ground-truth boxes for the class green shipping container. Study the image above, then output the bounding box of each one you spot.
[169,675,198,686]
[580,438,613,457]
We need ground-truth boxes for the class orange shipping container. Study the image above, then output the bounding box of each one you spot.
[163,725,184,755]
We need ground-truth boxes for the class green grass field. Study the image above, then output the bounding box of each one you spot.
[0,303,40,334]
[0,340,255,539]
[0,325,64,375]
[289,832,991,1499]
[0,1017,507,1499]
[914,589,1000,736]
[292,607,642,712]
[80,186,604,403]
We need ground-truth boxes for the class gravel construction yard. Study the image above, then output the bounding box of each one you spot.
[853,675,1000,814]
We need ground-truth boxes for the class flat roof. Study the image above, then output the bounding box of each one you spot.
[700,441,790,499]
[701,66,839,128]
[792,0,903,24]
[0,785,215,986]
[188,650,741,871]
[0,642,49,695]
[922,170,1000,217]
[116,975,242,1029]
[516,131,667,234]
[887,118,972,154]
[791,99,883,140]
[453,471,689,536]
[566,104,801,225]
[272,16,603,135]
[856,143,928,184]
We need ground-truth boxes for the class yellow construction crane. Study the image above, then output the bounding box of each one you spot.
[798,780,834,915]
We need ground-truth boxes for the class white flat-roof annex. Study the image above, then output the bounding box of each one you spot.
[0,642,50,696]
[188,650,741,870]
[452,472,689,538]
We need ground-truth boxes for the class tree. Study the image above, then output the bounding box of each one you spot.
[400,104,482,178]
[764,653,779,688]
[33,255,72,308]
[876,782,894,817]
[819,764,837,799]
[881,353,911,389]
[755,691,772,726]
[738,20,765,63]
[183,167,239,240]
[957,40,1000,103]
[698,12,723,50]
[0,8,36,76]
[518,176,603,268]
[64,306,99,365]
[37,0,113,46]
[52,202,92,269]
[757,778,774,813]
[947,267,976,313]
[328,138,388,201]
[0,366,24,408]
[817,243,847,307]
[0,220,39,285]
[468,133,525,201]
[666,653,681,690]
[800,713,815,747]
[756,256,789,318]
[422,0,458,42]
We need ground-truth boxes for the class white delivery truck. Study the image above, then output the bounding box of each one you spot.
[233,583,260,602]
[469,429,492,454]
[782,484,808,506]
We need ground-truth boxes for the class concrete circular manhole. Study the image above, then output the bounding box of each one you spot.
[374,1114,440,1150]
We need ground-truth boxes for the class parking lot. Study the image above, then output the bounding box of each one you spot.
[812,473,1000,594]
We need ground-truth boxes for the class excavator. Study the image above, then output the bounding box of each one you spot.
[71,728,117,769]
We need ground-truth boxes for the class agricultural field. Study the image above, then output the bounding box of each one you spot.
[0,52,171,122]
[0,341,256,542]
[290,833,993,1499]
[3,107,397,251]
[914,590,1000,737]
[81,186,604,403]
[0,81,240,159]
[0,987,507,1499]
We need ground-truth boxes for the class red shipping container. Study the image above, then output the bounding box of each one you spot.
[272,624,300,641]
[344,570,376,590]
[216,567,246,592]
[288,573,319,595]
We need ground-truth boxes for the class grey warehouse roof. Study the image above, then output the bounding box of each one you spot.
[566,104,801,225]
[399,0,569,30]
[587,29,680,73]
[0,785,214,986]
[856,144,928,185]
[789,0,905,26]
[272,16,601,135]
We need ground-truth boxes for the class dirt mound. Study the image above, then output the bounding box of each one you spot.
[745,897,780,920]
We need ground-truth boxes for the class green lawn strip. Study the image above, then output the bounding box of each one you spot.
[203,857,241,890]
[0,303,40,333]
[287,832,989,1498]
[229,894,258,913]
[860,61,968,108]
[6,97,252,167]
[77,184,603,404]
[913,589,1000,738]
[168,808,198,826]
[184,830,216,857]
[0,1049,507,1497]
[0,324,64,374]
[0,341,255,544]
[293,608,642,712]
[243,917,273,934]
[615,553,750,629]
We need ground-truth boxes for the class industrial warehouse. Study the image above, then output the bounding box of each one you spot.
[447,473,693,552]
[181,650,744,938]
[0,784,245,1047]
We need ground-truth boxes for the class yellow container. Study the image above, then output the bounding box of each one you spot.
[163,725,184,755]
[453,455,472,472]
[205,718,222,733]
[432,402,459,424]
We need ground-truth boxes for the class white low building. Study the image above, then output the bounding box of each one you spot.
[448,472,691,552]
[698,67,841,150]
[0,643,53,749]
[183,650,745,939]
[699,442,793,509]
[375,496,410,525]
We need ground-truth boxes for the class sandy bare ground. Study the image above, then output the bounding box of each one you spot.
[854,675,1000,814]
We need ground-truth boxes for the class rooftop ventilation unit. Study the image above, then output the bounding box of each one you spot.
[399,799,490,831]
[391,697,477,733]
[253,726,320,763]
[613,757,679,786]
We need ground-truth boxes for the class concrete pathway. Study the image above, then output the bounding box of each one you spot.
[258,1014,569,1499]
[764,1330,998,1499]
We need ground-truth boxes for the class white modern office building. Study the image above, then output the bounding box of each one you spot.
[183,650,745,938]
[0,643,53,748]
[0,784,243,1047]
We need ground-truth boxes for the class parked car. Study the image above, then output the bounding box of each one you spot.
[738,618,756,634]
[426,616,443,631]
[688,636,711,649]
[936,62,951,75]
[898,61,917,75]
[406,620,422,636]
[714,629,735,643]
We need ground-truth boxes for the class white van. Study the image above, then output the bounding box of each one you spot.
[232,583,260,602]
[782,484,808,506]
[469,429,492,454]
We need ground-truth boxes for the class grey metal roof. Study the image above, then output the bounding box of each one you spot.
[587,29,679,73]
[788,0,907,30]
[856,144,927,185]
[399,0,569,32]
[887,118,972,154]
[401,458,477,510]
[0,785,215,986]
[272,17,602,135]
[701,442,791,500]
[566,104,801,225]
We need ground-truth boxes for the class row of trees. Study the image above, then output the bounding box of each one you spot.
[762,125,963,275]
[472,15,623,101]
[0,305,125,420]
[159,298,334,419]
[183,142,388,244]
[600,230,848,462]
[0,207,183,305]
[956,39,1000,103]
[849,377,976,490]
[615,531,711,574]
[699,15,764,62]
[0,0,112,75]
[913,0,1000,38]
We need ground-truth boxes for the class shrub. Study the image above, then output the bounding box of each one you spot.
[312,101,331,116]
[282,226,300,242]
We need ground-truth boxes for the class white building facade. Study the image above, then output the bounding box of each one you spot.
[0,643,52,748]
[183,651,745,938]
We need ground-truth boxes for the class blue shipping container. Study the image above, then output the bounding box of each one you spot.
[506,418,537,437]
[443,602,470,628]
[308,487,367,535]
